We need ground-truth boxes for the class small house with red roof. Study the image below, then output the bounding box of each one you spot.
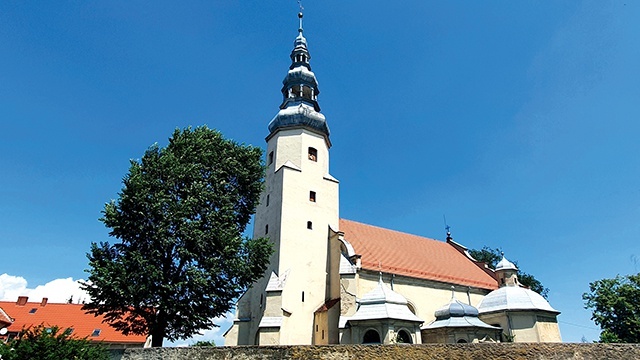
[0,296,149,349]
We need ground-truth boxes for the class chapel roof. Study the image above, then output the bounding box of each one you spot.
[0,298,147,344]
[339,219,499,290]
[495,255,518,271]
[477,286,560,315]
[347,278,423,324]
[423,296,500,330]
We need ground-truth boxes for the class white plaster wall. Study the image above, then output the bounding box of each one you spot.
[275,129,339,344]
[353,272,490,325]
[229,127,339,346]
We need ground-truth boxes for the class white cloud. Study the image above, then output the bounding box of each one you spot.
[0,274,89,304]
[169,311,234,347]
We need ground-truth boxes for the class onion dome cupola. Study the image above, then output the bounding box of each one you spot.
[495,253,520,287]
[268,12,331,146]
[423,289,500,331]
[348,277,423,324]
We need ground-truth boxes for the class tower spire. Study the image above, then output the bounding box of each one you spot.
[298,0,304,34]
[267,9,331,146]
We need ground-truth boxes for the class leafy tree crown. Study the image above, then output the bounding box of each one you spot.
[82,126,273,347]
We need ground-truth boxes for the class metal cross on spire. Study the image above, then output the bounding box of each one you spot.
[443,215,453,241]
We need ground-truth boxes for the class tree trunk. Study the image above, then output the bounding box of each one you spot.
[150,313,166,347]
[151,327,164,347]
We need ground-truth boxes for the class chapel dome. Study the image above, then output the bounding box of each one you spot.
[434,299,479,319]
[477,286,559,315]
[495,255,518,271]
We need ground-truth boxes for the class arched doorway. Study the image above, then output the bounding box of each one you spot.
[396,329,412,344]
[362,329,381,344]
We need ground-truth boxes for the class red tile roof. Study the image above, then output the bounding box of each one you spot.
[0,299,147,344]
[339,219,498,290]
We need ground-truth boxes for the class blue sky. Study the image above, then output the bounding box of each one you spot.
[1,1,639,345]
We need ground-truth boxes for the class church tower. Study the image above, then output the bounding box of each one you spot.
[224,11,340,346]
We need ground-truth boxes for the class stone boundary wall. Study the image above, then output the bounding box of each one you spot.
[111,343,640,360]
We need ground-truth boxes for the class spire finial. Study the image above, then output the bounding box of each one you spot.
[444,215,453,241]
[297,1,304,33]
[450,286,455,300]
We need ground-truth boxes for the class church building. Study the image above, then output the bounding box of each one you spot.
[223,12,561,346]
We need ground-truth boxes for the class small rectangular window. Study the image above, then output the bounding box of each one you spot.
[268,151,274,165]
[309,191,316,202]
[302,291,305,302]
[91,329,101,337]
[308,147,317,162]
[307,221,313,230]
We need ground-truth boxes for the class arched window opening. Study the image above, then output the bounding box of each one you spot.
[302,85,312,100]
[406,302,417,315]
[265,224,268,235]
[268,151,273,165]
[309,191,316,202]
[396,330,412,344]
[266,194,270,207]
[363,329,381,344]
[457,338,468,344]
[307,221,313,230]
[291,85,301,97]
[308,147,317,162]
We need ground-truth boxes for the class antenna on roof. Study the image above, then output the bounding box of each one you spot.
[443,215,452,241]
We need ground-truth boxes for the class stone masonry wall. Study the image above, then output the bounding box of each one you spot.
[111,343,640,360]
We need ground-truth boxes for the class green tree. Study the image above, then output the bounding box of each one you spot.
[583,274,640,343]
[190,340,216,346]
[468,246,549,298]
[0,325,109,360]
[82,126,272,347]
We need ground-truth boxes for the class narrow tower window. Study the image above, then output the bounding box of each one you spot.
[309,191,316,202]
[302,291,305,302]
[265,224,269,235]
[307,221,313,230]
[308,147,317,162]
[266,194,270,207]
[268,151,273,165]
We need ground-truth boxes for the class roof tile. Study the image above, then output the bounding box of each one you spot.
[339,219,498,290]
[0,300,146,344]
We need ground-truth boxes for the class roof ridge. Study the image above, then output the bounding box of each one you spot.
[340,218,441,242]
